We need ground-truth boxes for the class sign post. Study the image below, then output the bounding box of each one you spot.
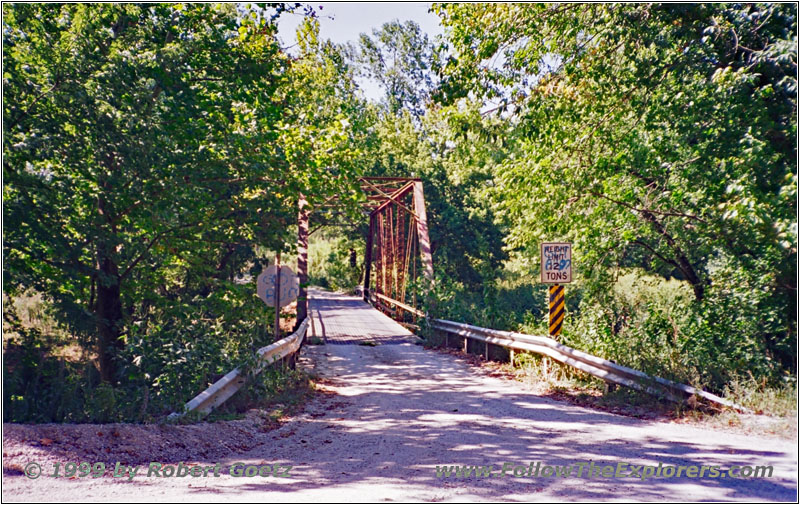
[548,284,565,337]
[541,243,572,338]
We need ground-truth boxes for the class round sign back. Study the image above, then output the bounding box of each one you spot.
[257,265,300,307]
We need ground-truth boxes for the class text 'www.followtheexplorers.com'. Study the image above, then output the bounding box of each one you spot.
[435,461,775,480]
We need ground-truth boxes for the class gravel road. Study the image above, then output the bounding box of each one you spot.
[3,290,797,502]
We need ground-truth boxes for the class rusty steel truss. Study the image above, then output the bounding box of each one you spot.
[301,177,433,324]
[360,177,433,320]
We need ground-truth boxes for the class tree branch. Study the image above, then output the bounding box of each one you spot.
[590,190,707,223]
[632,239,680,269]
[8,79,61,132]
[119,221,201,280]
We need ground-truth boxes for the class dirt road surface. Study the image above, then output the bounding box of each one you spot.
[3,290,797,501]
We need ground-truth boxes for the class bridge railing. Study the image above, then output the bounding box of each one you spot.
[373,292,424,317]
[172,317,310,417]
[370,295,749,413]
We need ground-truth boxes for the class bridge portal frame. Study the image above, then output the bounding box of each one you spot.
[298,177,433,327]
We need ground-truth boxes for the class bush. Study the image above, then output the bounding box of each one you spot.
[308,235,363,293]
[562,272,698,385]
[3,281,291,423]
[552,268,791,393]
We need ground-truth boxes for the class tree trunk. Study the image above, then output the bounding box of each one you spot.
[96,253,123,383]
[95,154,125,382]
[640,209,705,301]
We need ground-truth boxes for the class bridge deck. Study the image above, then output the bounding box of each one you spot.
[308,288,415,345]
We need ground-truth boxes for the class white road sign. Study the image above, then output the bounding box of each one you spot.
[257,265,300,307]
[541,242,572,283]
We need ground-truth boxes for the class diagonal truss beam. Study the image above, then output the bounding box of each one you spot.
[362,179,419,220]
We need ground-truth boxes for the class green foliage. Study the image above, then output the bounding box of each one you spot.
[3,3,292,382]
[351,20,440,118]
[121,280,276,414]
[3,3,796,423]
[559,272,697,383]
[3,4,367,422]
[308,234,363,292]
[3,281,274,422]
[215,363,314,420]
[435,3,797,390]
[722,374,797,418]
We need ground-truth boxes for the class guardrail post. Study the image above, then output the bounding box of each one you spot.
[510,349,515,367]
[485,341,489,361]
[463,335,468,354]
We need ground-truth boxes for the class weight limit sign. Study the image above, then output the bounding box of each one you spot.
[541,242,571,338]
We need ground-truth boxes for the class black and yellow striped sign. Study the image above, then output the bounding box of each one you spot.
[549,284,565,337]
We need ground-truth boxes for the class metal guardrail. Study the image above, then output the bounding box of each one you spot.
[428,318,750,413]
[174,317,310,416]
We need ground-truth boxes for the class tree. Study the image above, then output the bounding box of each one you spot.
[280,18,371,216]
[3,3,291,382]
[435,3,797,382]
[351,20,439,119]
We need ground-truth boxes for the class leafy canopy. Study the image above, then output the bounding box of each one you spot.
[434,3,797,383]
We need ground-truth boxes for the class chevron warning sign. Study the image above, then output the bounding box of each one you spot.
[549,284,565,337]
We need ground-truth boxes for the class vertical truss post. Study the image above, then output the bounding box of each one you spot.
[413,181,434,284]
[397,205,406,305]
[296,194,309,327]
[376,212,384,296]
[412,224,417,319]
[384,209,391,300]
[388,206,395,301]
[363,214,374,302]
